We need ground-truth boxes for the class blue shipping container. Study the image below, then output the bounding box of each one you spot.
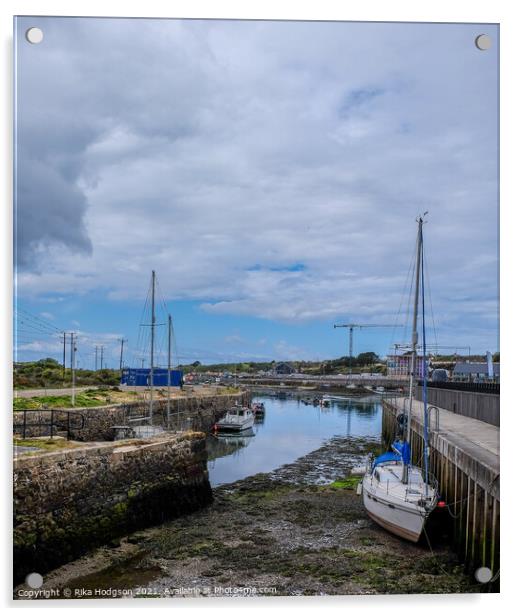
[121,368,183,387]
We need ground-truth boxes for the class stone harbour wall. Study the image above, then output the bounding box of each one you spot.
[13,432,212,583]
[13,391,250,441]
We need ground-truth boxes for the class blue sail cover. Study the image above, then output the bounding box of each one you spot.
[392,440,411,464]
[372,451,402,469]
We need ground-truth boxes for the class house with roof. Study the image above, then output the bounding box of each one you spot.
[452,362,500,383]
[386,354,429,378]
[274,362,296,375]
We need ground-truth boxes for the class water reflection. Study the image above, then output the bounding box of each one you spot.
[206,429,255,461]
[207,394,381,487]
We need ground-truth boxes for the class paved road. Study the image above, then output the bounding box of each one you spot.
[395,396,499,469]
[14,387,92,398]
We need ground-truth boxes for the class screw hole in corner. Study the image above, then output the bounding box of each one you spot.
[475,34,492,51]
[25,572,44,589]
[25,27,44,45]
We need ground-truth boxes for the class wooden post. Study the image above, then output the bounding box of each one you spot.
[490,498,499,575]
[482,490,488,569]
[465,477,472,562]
[459,470,468,560]
[471,480,478,568]
[453,462,459,546]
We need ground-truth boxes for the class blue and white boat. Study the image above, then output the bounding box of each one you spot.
[361,215,438,542]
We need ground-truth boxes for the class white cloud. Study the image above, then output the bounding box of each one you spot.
[15,18,498,351]
[224,333,244,344]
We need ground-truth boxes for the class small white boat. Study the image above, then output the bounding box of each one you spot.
[361,455,437,542]
[251,402,265,414]
[215,407,255,432]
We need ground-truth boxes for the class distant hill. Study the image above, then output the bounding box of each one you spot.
[178,352,386,375]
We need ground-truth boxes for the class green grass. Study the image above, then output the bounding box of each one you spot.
[220,386,241,394]
[327,476,361,490]
[13,393,110,410]
[14,437,81,452]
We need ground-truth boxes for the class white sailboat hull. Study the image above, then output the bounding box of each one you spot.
[361,462,437,543]
[363,485,425,542]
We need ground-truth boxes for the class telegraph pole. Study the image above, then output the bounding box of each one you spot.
[100,345,105,370]
[95,345,98,371]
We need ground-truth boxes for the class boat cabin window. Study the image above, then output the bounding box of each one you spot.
[374,470,381,482]
[238,410,244,416]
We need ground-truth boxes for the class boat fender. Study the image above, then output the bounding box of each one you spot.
[396,413,408,428]
[437,500,446,508]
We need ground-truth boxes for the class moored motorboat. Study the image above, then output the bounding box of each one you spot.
[322,394,350,402]
[251,402,265,414]
[215,406,255,432]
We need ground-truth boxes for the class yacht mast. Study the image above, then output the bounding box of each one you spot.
[420,231,430,496]
[167,313,172,426]
[149,270,156,423]
[402,215,424,483]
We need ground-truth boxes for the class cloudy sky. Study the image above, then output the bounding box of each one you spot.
[14,17,498,368]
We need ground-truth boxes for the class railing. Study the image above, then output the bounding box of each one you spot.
[425,381,499,395]
[415,383,500,427]
[428,405,440,432]
[14,409,86,440]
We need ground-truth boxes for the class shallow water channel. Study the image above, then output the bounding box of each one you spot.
[206,394,382,486]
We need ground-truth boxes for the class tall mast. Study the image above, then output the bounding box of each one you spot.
[402,216,424,483]
[420,229,430,495]
[167,314,172,426]
[119,338,126,374]
[149,270,156,423]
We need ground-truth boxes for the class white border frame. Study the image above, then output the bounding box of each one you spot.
[1,1,518,613]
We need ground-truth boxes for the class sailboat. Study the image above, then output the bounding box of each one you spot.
[144,270,175,426]
[361,215,438,542]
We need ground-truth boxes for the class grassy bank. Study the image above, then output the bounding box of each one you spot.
[14,437,82,454]
[13,388,140,410]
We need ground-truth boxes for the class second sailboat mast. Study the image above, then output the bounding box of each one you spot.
[149,270,156,422]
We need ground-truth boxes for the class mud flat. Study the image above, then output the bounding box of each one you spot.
[16,436,482,599]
